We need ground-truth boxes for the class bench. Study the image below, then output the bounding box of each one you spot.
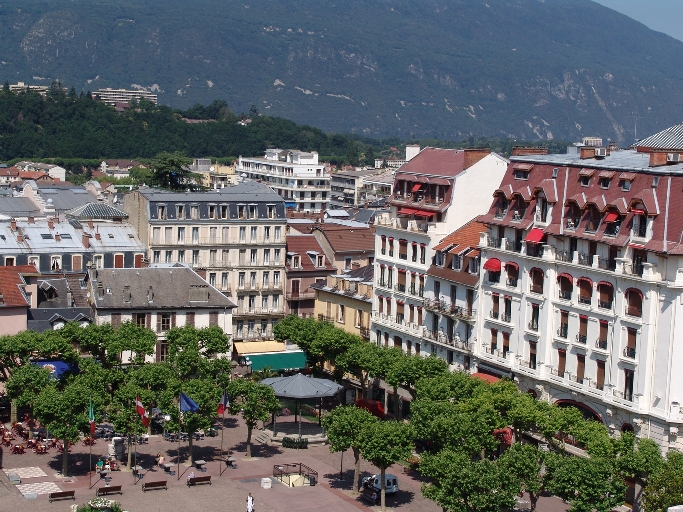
[187,475,212,487]
[361,488,378,505]
[142,480,168,492]
[48,490,75,503]
[96,485,123,497]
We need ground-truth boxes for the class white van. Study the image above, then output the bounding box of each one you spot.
[362,473,399,495]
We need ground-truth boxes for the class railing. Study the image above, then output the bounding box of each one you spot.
[585,219,600,233]
[501,313,511,322]
[529,284,543,294]
[528,320,539,332]
[575,334,587,345]
[623,347,636,359]
[577,252,591,266]
[487,237,502,249]
[359,327,370,340]
[597,258,616,271]
[398,253,408,260]
[624,262,644,277]
[557,324,568,339]
[599,299,613,309]
[578,295,591,305]
[506,277,518,288]
[490,310,499,320]
[526,244,543,258]
[558,290,572,301]
[565,217,580,230]
[555,250,572,263]
[395,284,406,293]
[318,314,333,323]
[508,241,523,253]
[595,339,608,350]
[287,290,317,300]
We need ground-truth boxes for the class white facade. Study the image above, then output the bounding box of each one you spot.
[237,149,330,212]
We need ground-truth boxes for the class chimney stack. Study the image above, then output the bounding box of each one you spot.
[512,146,549,157]
[95,231,101,241]
[82,233,90,248]
[88,219,94,229]
[28,216,34,224]
[463,147,492,169]
[47,218,54,230]
[55,232,61,242]
[649,151,669,167]
[11,218,16,231]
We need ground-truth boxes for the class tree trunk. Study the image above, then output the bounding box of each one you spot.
[352,447,361,496]
[27,409,33,440]
[246,425,253,458]
[188,435,194,466]
[529,492,538,512]
[127,435,133,470]
[62,439,69,476]
[380,466,386,512]
[10,399,17,425]
[393,386,400,420]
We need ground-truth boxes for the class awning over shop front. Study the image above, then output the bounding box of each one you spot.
[233,341,286,355]
[245,351,308,372]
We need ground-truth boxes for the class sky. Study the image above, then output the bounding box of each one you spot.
[593,0,683,42]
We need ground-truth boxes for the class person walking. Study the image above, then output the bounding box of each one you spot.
[246,492,255,512]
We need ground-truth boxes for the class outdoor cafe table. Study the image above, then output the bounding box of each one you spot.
[194,460,207,472]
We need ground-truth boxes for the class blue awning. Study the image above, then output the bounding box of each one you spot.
[285,201,297,208]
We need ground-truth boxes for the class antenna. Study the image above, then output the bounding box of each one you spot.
[628,112,642,145]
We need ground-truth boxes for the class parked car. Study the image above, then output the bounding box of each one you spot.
[362,473,399,495]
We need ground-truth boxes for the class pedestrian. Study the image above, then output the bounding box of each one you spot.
[157,453,165,467]
[246,492,255,512]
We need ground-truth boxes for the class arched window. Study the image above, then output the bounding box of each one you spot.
[597,281,613,309]
[565,201,581,230]
[494,192,509,219]
[511,195,527,222]
[577,277,593,305]
[625,288,643,317]
[586,204,601,233]
[557,273,573,301]
[529,268,544,294]
[621,423,634,433]
[505,262,519,287]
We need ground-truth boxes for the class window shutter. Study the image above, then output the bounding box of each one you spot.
[156,314,162,333]
[146,313,151,329]
[171,312,176,328]
[186,312,195,327]
[111,313,121,329]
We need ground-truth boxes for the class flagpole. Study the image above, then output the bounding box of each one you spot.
[177,388,181,481]
[219,389,225,476]
[88,396,92,490]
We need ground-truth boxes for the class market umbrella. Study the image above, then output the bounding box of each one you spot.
[261,373,343,438]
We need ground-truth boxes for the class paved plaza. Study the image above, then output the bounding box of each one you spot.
[0,416,571,512]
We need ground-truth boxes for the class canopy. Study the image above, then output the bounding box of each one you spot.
[604,211,619,223]
[414,210,435,218]
[483,258,501,272]
[525,228,545,243]
[505,261,519,271]
[411,183,423,192]
[32,360,72,379]
[398,208,418,215]
[245,351,307,372]
[261,373,343,399]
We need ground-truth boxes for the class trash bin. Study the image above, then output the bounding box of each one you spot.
[309,475,316,486]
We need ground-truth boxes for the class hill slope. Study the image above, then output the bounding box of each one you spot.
[0,0,682,142]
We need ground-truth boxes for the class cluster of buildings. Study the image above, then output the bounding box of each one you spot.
[3,123,683,452]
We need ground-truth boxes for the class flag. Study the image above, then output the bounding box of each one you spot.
[180,391,199,413]
[88,399,96,436]
[217,391,229,415]
[136,396,150,427]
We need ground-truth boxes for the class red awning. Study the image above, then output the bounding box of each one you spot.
[377,294,383,299]
[557,272,573,282]
[411,241,418,245]
[604,212,619,223]
[577,277,593,287]
[420,243,426,247]
[399,238,408,243]
[381,235,386,239]
[579,314,588,320]
[388,237,394,241]
[398,208,418,215]
[492,292,499,297]
[398,268,407,273]
[525,228,545,243]
[599,319,608,325]
[411,183,423,192]
[631,208,645,215]
[417,306,422,310]
[379,263,385,267]
[414,210,435,218]
[505,261,519,271]
[625,288,643,299]
[483,258,502,272]
[597,281,613,289]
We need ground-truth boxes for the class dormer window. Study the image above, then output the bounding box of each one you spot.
[293,255,300,268]
[176,205,185,219]
[208,205,216,219]
[632,210,647,239]
[316,255,324,267]
[598,177,610,189]
[469,257,480,274]
[514,170,529,180]
[435,250,446,267]
[580,176,590,186]
[157,205,167,219]
[249,205,258,219]
[452,254,462,271]
[620,180,631,191]
[238,205,246,219]
[494,195,509,219]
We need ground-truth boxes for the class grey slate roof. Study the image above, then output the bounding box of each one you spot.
[636,123,683,150]
[67,203,128,220]
[91,264,236,310]
[0,197,42,217]
[137,181,283,203]
[37,188,98,211]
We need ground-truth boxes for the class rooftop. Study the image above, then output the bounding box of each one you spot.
[66,203,128,220]
[0,265,39,307]
[285,235,337,272]
[137,181,284,203]
[312,225,375,254]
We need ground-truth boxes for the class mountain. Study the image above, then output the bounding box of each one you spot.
[1,0,682,142]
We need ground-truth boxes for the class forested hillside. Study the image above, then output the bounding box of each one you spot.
[0,0,682,141]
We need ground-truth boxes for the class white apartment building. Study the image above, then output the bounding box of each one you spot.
[237,149,330,212]
[475,124,683,450]
[123,182,287,345]
[372,147,508,357]
[95,88,158,105]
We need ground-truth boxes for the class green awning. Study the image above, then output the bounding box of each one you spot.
[247,351,307,371]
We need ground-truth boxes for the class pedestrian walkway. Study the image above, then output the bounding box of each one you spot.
[3,467,47,479]
[15,481,61,497]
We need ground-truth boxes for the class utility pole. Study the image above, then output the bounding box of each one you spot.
[628,113,642,145]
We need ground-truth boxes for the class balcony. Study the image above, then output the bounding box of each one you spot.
[575,334,587,345]
[501,313,511,322]
[318,314,334,323]
[595,339,608,350]
[578,295,592,305]
[398,253,408,260]
[375,215,430,233]
[599,300,613,309]
[394,283,406,293]
[526,244,543,258]
[624,262,644,277]
[489,310,499,320]
[529,284,543,295]
[286,290,317,300]
[232,330,274,341]
[625,306,642,318]
[577,252,592,266]
[487,237,502,249]
[506,277,518,288]
[558,290,572,301]
[557,323,568,339]
[424,298,476,322]
[527,320,539,332]
[508,241,523,253]
[597,258,617,271]
[623,347,637,359]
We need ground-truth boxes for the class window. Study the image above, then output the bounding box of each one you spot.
[210,227,217,242]
[192,227,199,243]
[420,245,426,264]
[262,271,270,287]
[209,205,216,219]
[388,239,394,257]
[558,310,569,338]
[220,205,228,219]
[238,272,245,288]
[598,282,613,309]
[451,254,462,271]
[209,273,216,286]
[134,313,147,328]
[94,254,104,268]
[249,205,257,219]
[157,312,172,332]
[165,226,173,243]
[490,293,499,319]
[578,278,592,305]
[262,295,269,311]
[625,288,643,317]
[558,274,573,300]
[355,309,363,328]
[177,227,185,243]
[272,295,279,310]
[490,329,498,352]
[176,204,185,219]
[597,320,608,349]
[529,341,537,369]
[274,271,281,285]
[495,194,509,218]
[317,255,325,267]
[435,250,446,267]
[178,250,185,263]
[580,176,590,187]
[529,268,544,294]
[267,205,276,219]
[633,213,647,238]
[624,369,634,402]
[264,226,271,241]
[595,360,606,390]
[222,249,229,265]
[165,251,172,263]
[337,304,345,323]
[238,205,246,219]
[157,205,167,219]
[209,311,219,326]
[152,227,161,243]
[221,272,229,290]
[186,312,195,327]
[529,303,540,331]
[274,249,281,264]
[251,249,258,265]
[192,250,200,265]
[514,169,530,180]
[251,227,258,241]
[293,255,301,268]
[577,316,588,344]
[381,236,387,256]
[625,328,637,358]
[250,272,257,288]
[190,205,199,219]
[274,226,281,241]
[469,257,479,274]
[557,349,566,377]
[153,251,161,264]
[28,255,40,270]
[599,177,611,189]
[620,180,631,191]
[263,249,270,264]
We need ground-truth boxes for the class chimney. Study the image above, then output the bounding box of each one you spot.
[17,234,23,243]
[10,218,16,231]
[82,233,90,248]
[88,219,94,229]
[463,147,492,169]
[67,290,73,306]
[97,283,104,299]
[512,146,549,157]
[28,216,34,224]
[580,147,595,159]
[55,232,61,242]
[147,286,154,302]
[405,144,420,161]
[47,218,54,230]
[650,151,669,167]
[95,227,101,241]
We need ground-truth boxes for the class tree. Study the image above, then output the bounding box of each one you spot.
[226,379,280,457]
[643,450,683,512]
[358,420,414,511]
[545,453,626,512]
[108,380,152,469]
[166,325,230,380]
[145,151,195,190]
[498,443,546,511]
[5,364,51,438]
[364,145,375,167]
[322,406,378,495]
[175,379,222,465]
[420,449,517,512]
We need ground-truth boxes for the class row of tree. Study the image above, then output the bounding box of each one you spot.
[275,316,683,512]
[0,322,280,474]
